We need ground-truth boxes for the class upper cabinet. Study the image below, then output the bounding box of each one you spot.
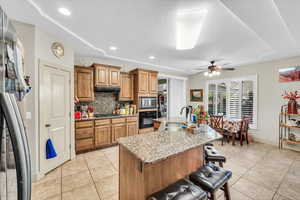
[94,64,121,87]
[131,69,158,96]
[119,72,133,101]
[148,72,158,94]
[75,66,94,102]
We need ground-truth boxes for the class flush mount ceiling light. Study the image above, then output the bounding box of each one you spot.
[58,7,71,16]
[109,46,118,51]
[176,9,207,50]
[148,56,156,60]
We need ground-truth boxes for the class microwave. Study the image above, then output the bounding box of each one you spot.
[139,97,157,109]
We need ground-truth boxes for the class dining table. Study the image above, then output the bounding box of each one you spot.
[222,118,243,133]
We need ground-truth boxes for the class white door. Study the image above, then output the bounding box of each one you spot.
[39,62,71,173]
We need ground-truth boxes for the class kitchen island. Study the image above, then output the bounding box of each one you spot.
[118,119,222,200]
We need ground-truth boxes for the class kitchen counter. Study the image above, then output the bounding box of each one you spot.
[118,120,222,164]
[118,118,222,200]
[75,114,138,122]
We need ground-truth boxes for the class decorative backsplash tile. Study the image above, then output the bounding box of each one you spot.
[76,92,118,114]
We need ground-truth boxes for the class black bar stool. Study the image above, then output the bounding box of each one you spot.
[204,145,226,167]
[148,179,207,200]
[190,163,232,200]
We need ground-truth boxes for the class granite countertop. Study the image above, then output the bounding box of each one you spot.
[118,121,222,164]
[75,114,138,122]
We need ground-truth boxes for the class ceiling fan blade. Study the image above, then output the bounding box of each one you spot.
[193,69,208,72]
[220,67,235,71]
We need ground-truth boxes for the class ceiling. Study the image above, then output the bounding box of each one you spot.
[1,0,300,75]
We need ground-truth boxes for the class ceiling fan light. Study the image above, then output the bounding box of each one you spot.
[204,72,209,76]
[216,71,221,76]
[208,73,213,77]
[212,71,217,75]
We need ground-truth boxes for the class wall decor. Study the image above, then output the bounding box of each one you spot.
[279,66,300,82]
[51,42,64,58]
[190,89,203,102]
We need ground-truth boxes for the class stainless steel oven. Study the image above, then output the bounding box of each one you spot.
[139,111,157,129]
[139,97,157,109]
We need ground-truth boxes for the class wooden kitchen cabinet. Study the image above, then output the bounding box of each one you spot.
[138,71,149,93]
[119,72,133,101]
[127,122,138,136]
[94,64,109,86]
[75,120,94,153]
[94,64,121,87]
[130,68,158,97]
[112,123,127,143]
[148,72,158,94]
[75,66,94,102]
[95,125,111,147]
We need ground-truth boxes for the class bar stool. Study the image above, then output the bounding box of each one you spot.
[204,145,226,167]
[190,163,232,200]
[148,179,207,200]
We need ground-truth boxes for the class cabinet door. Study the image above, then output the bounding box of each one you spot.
[95,65,109,86]
[138,71,149,93]
[75,67,94,101]
[120,73,133,101]
[127,122,137,136]
[95,125,111,147]
[149,72,158,94]
[109,67,121,87]
[112,124,127,143]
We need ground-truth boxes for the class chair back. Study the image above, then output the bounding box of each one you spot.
[210,115,224,129]
[240,117,250,134]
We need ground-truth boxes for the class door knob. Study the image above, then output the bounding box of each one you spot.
[45,124,51,127]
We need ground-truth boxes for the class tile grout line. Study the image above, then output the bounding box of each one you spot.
[83,154,103,200]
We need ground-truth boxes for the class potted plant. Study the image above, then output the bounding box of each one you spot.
[282,90,300,114]
[193,105,210,124]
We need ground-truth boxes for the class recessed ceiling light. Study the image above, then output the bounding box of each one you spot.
[109,46,118,51]
[58,7,71,16]
[148,56,156,60]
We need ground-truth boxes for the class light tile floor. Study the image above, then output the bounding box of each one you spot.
[32,142,300,200]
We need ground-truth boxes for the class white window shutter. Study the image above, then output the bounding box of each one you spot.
[229,81,241,119]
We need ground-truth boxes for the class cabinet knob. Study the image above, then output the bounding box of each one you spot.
[45,124,51,128]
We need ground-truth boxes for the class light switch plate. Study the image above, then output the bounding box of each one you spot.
[26,112,31,119]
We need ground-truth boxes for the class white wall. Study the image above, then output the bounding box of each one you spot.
[13,20,75,180]
[168,78,187,117]
[188,56,300,145]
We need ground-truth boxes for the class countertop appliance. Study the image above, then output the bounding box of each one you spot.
[139,111,157,129]
[0,7,32,200]
[139,97,157,109]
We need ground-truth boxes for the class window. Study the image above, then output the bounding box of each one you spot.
[206,75,257,129]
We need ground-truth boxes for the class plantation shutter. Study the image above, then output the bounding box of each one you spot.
[229,81,241,119]
[241,80,254,125]
[217,83,227,116]
[208,84,216,115]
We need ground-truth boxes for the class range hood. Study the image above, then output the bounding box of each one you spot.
[95,87,120,93]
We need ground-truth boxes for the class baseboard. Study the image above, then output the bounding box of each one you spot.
[251,135,277,146]
[32,171,45,182]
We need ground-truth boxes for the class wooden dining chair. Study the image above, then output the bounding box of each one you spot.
[240,118,250,146]
[210,115,228,145]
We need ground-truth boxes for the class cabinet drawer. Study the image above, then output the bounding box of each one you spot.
[75,120,93,128]
[76,138,94,152]
[76,127,93,139]
[112,118,126,124]
[95,119,111,126]
[126,116,138,122]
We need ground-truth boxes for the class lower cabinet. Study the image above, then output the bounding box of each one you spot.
[127,122,138,136]
[95,125,111,147]
[75,117,138,153]
[112,123,127,143]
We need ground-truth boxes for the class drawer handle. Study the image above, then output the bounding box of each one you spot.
[45,124,51,128]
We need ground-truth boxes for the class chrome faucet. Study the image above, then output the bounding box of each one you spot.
[180,106,193,122]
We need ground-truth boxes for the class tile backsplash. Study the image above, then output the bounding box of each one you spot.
[76,92,118,114]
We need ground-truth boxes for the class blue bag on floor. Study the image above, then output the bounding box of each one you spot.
[46,138,57,159]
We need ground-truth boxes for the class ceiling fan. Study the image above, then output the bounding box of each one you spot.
[194,60,235,77]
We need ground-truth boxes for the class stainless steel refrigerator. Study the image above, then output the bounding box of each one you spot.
[0,6,32,200]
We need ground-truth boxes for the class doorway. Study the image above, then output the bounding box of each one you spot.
[39,60,71,174]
